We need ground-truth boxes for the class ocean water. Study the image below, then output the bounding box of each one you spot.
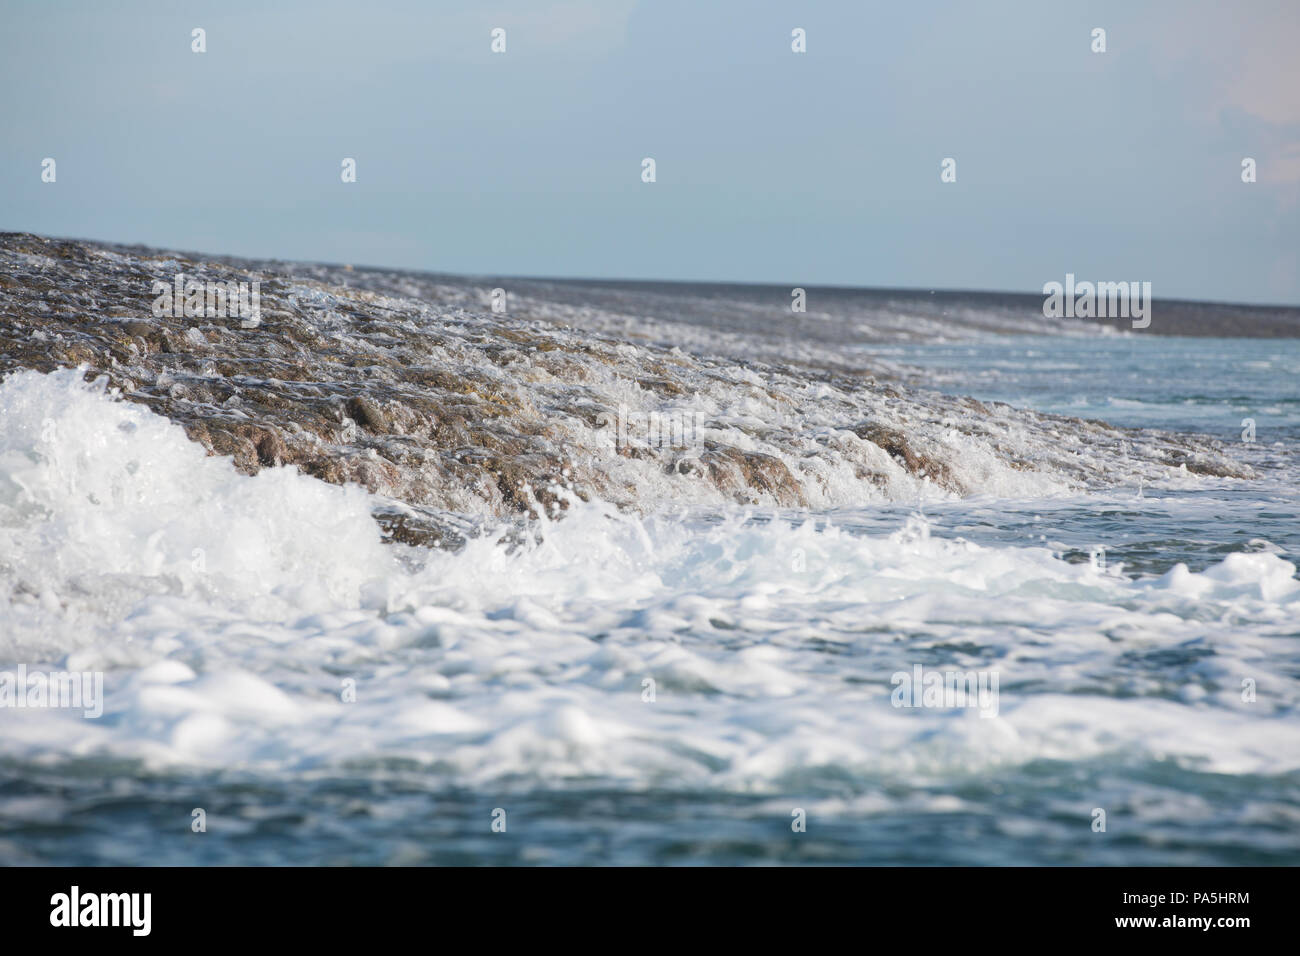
[1,336,1298,866]
[862,334,1300,441]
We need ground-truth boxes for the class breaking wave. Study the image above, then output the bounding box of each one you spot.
[2,368,1297,790]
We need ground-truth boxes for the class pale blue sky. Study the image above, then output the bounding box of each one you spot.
[2,0,1297,304]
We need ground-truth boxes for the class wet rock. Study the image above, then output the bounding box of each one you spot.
[700,443,806,507]
[345,395,391,433]
[851,422,961,492]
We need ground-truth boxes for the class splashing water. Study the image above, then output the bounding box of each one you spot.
[2,366,1298,864]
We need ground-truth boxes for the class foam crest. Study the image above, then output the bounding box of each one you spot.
[2,370,1297,791]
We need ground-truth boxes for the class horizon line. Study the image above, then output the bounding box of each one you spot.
[10,230,1300,313]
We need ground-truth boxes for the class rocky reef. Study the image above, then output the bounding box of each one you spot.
[0,233,1256,544]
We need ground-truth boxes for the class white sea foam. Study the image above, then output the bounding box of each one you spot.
[2,369,1298,790]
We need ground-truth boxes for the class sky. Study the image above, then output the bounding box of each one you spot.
[2,0,1297,304]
